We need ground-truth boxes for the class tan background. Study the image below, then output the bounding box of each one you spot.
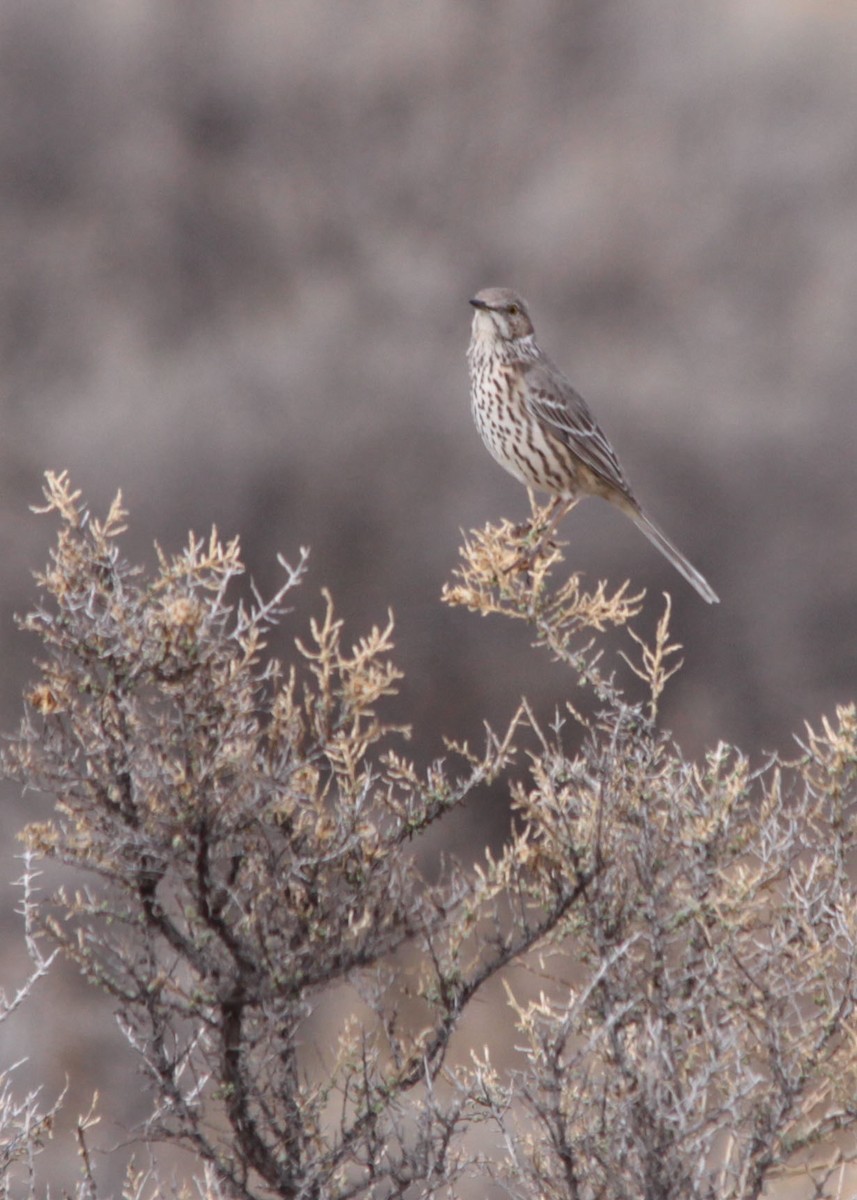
[0,1,855,1190]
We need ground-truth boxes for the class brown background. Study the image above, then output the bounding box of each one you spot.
[0,1,855,1190]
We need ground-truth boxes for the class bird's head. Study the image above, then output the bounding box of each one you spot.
[469,287,534,343]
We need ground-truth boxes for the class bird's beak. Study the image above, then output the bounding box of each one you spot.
[469,298,491,311]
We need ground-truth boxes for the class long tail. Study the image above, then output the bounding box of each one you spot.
[629,508,720,604]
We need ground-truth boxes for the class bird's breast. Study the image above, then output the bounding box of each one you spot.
[469,361,580,494]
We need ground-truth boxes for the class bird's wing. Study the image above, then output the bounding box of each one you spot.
[521,358,634,500]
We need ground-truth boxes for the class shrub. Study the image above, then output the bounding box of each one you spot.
[3,472,856,1199]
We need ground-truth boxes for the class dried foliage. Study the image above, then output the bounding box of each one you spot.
[3,476,857,1200]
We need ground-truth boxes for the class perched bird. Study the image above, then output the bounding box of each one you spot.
[467,287,719,604]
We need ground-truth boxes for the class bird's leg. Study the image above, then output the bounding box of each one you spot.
[511,488,542,538]
[507,496,576,572]
[532,496,575,551]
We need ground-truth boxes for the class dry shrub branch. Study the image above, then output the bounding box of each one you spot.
[2,475,856,1200]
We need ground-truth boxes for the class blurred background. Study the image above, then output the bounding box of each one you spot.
[0,0,855,1189]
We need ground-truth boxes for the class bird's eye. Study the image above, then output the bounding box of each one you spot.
[507,304,520,316]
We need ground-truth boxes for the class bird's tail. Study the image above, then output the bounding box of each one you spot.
[629,508,719,604]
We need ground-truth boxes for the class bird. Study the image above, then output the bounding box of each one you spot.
[466,287,719,604]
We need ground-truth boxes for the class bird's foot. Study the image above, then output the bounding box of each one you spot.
[505,523,559,574]
[504,533,558,575]
[505,496,572,574]
[504,550,533,575]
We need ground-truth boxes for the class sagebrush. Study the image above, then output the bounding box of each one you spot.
[2,472,856,1200]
